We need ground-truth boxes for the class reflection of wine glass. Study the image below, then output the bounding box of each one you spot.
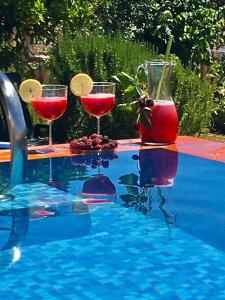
[71,150,117,205]
[80,82,116,135]
[31,85,68,153]
[81,174,117,204]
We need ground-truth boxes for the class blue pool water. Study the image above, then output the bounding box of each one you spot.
[1,148,225,299]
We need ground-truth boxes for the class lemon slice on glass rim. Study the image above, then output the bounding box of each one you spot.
[70,73,93,96]
[19,79,42,103]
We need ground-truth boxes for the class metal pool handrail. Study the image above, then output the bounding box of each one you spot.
[0,70,27,186]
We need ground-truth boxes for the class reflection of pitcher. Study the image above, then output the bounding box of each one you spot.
[137,148,178,187]
[136,61,178,144]
[119,148,178,238]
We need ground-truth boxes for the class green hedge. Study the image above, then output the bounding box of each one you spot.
[171,59,215,135]
[47,32,214,142]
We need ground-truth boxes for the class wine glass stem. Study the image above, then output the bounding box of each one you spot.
[97,117,100,135]
[48,121,52,146]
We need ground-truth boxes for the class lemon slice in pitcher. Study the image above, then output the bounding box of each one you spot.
[19,79,42,103]
[70,73,93,96]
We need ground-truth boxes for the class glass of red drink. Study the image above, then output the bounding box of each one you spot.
[80,82,116,135]
[32,84,68,152]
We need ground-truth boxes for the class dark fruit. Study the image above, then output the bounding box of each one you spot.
[69,133,118,151]
[145,99,154,107]
[138,99,146,108]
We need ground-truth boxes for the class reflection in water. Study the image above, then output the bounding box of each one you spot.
[119,148,178,239]
[70,150,118,170]
[0,201,91,268]
[80,174,117,207]
[137,148,178,187]
[47,157,67,191]
[0,148,177,268]
[83,174,116,195]
[0,151,118,268]
[72,151,118,204]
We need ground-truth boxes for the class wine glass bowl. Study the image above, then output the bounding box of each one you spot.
[32,85,67,121]
[80,82,116,135]
[31,84,68,152]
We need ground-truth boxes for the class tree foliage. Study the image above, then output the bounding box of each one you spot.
[94,0,225,65]
[1,0,224,69]
[0,0,96,70]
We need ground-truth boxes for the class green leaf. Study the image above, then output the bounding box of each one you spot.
[124,85,136,94]
[120,71,135,82]
[112,72,135,88]
[119,173,139,186]
[112,75,121,83]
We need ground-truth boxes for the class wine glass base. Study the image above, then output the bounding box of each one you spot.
[30,145,66,154]
[38,145,55,153]
[142,141,170,146]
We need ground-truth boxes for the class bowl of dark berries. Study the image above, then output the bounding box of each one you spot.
[70,133,118,152]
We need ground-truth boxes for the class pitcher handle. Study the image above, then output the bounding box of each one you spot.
[135,63,146,97]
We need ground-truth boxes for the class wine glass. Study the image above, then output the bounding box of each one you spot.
[31,84,68,153]
[80,82,116,135]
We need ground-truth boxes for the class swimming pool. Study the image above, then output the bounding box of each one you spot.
[0,146,225,299]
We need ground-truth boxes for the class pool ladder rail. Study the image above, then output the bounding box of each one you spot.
[0,70,27,195]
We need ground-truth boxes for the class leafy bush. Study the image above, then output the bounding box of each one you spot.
[47,33,214,142]
[204,54,225,133]
[210,89,225,133]
[171,60,215,135]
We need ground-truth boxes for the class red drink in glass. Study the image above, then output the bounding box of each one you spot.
[31,84,68,153]
[32,96,67,121]
[80,93,115,117]
[140,100,178,144]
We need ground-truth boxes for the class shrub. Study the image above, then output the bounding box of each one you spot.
[171,60,215,135]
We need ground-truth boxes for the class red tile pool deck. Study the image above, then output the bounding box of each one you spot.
[1,135,225,163]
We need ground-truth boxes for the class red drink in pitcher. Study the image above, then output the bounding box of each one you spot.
[136,61,178,144]
[32,96,67,121]
[140,100,178,144]
[81,93,115,117]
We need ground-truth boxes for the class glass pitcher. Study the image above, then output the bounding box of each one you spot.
[136,61,178,145]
